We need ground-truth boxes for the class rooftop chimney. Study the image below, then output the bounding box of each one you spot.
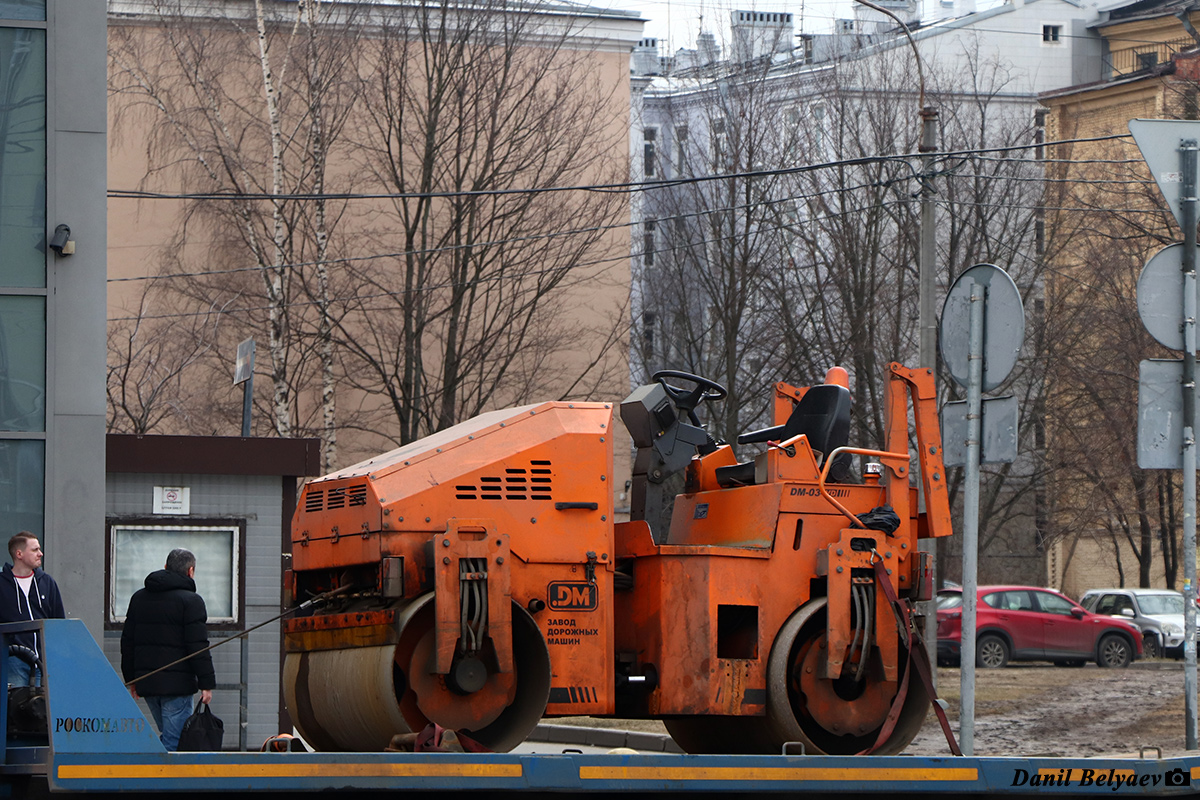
[730,10,794,61]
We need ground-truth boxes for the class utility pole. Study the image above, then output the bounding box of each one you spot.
[918,105,940,677]
[852,0,941,683]
[1181,138,1198,750]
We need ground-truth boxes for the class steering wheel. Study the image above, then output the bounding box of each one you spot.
[652,370,728,426]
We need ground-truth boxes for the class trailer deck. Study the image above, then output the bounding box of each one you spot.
[4,620,1198,797]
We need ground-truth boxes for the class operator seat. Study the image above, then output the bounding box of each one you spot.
[715,374,852,488]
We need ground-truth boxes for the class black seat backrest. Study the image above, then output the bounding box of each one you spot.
[723,382,853,487]
[779,384,851,458]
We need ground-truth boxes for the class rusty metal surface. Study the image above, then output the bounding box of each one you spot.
[764,598,931,756]
[797,634,895,735]
[284,609,396,633]
[407,625,516,731]
[283,609,399,653]
[283,645,412,752]
[666,485,782,548]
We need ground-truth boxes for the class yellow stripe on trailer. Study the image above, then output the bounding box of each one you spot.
[58,762,523,780]
[579,765,978,782]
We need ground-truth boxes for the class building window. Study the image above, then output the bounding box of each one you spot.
[0,440,42,537]
[0,28,47,289]
[643,219,656,267]
[0,296,46,432]
[1042,25,1061,43]
[784,108,801,157]
[711,118,727,169]
[1137,51,1159,70]
[642,311,656,356]
[0,3,45,21]
[644,127,657,178]
[108,522,244,627]
[0,26,47,538]
[675,124,688,174]
[810,102,827,160]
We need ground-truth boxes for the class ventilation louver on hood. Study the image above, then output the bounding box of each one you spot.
[455,461,553,500]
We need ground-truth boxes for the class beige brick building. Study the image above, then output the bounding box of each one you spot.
[106,0,644,480]
[1040,4,1200,597]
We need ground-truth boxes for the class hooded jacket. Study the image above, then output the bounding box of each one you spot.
[120,569,216,697]
[0,563,66,653]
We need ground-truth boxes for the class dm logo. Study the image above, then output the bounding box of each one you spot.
[549,582,597,611]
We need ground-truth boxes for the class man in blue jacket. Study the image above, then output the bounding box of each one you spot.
[0,532,66,687]
[121,548,216,751]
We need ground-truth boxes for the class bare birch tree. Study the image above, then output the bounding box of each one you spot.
[109,0,360,468]
[335,0,630,446]
[106,283,222,435]
[1041,115,1184,589]
[639,38,1062,582]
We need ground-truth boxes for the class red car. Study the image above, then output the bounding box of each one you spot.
[937,585,1143,668]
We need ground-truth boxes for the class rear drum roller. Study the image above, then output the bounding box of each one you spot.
[765,598,929,755]
[395,595,551,751]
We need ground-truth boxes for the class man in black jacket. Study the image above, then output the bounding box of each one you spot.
[0,532,66,687]
[121,548,216,751]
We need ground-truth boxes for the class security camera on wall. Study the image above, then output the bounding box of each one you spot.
[48,224,73,256]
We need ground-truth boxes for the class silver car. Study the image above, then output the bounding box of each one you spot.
[1079,588,1185,659]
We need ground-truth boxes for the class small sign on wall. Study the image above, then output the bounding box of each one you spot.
[153,486,190,515]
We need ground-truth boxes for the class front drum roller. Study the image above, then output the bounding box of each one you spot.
[284,642,411,752]
[285,594,551,752]
[765,598,929,755]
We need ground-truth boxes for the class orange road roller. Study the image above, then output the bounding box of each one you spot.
[282,363,953,755]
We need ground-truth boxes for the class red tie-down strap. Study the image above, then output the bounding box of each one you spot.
[859,555,963,756]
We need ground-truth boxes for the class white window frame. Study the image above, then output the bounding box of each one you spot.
[710,117,728,169]
[675,124,689,174]
[643,127,658,178]
[108,522,242,626]
[1041,23,1062,44]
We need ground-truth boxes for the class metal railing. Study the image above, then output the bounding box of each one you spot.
[1107,38,1194,77]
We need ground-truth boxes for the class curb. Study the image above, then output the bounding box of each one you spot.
[530,724,684,753]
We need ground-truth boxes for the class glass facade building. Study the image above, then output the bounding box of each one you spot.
[0,6,46,538]
[0,0,106,640]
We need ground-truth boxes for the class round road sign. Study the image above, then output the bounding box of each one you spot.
[939,263,1025,392]
[1137,243,1200,352]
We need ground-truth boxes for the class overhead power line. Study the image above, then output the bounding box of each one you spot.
[106,133,1130,204]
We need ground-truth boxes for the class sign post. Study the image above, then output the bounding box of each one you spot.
[939,263,1024,756]
[1182,139,1198,753]
[234,338,256,438]
[1130,118,1200,750]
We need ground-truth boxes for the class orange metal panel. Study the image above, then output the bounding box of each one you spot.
[683,444,738,493]
[295,477,382,545]
[667,485,782,548]
[517,562,614,716]
[890,364,954,540]
[772,381,807,425]
[292,532,382,571]
[614,520,655,559]
[820,529,900,682]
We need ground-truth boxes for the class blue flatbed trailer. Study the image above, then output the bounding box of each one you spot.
[4,620,1199,797]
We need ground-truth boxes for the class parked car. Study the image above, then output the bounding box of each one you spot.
[1078,588,1185,659]
[936,585,1143,668]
